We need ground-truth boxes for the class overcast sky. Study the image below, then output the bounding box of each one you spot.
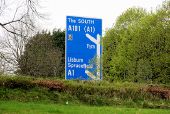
[38,0,165,31]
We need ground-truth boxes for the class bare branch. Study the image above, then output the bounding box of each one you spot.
[0,0,42,74]
[0,24,21,36]
[0,0,41,37]
[0,15,24,26]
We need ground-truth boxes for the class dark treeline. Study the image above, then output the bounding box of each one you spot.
[17,30,65,78]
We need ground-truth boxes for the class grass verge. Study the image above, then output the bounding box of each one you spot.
[0,101,170,114]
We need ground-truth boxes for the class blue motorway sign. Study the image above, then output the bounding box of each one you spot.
[65,16,102,80]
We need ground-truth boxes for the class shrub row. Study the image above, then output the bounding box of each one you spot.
[0,76,170,108]
[0,76,170,100]
[0,76,36,89]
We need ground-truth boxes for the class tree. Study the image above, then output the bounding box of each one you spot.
[0,57,5,75]
[18,30,65,78]
[103,1,170,83]
[103,28,120,79]
[0,25,30,73]
[52,29,65,52]
[0,0,41,36]
[115,7,147,29]
[0,0,42,73]
[103,7,147,81]
[52,29,65,76]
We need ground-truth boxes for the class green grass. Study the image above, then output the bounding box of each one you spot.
[0,101,170,114]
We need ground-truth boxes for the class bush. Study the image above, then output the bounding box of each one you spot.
[0,76,35,89]
[0,76,170,108]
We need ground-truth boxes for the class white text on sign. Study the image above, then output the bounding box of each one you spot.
[67,17,95,33]
[67,17,95,24]
[87,44,95,49]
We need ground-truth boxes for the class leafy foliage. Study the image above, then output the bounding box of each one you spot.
[103,1,170,84]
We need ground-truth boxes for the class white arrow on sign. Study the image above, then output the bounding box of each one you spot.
[85,33,101,80]
[85,70,100,80]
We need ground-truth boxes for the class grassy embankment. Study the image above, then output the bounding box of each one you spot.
[0,75,170,109]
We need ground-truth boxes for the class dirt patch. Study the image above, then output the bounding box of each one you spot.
[146,85,170,99]
[33,80,66,91]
